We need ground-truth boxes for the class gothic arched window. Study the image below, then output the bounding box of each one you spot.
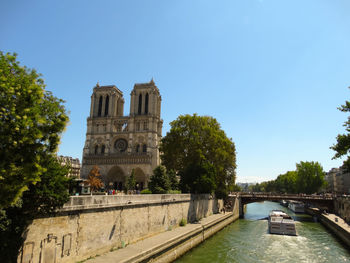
[145,93,149,114]
[136,144,140,153]
[104,95,109,116]
[138,94,142,115]
[94,145,98,154]
[98,96,103,117]
[142,144,147,153]
[101,145,105,154]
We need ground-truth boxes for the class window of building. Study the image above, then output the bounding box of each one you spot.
[98,96,103,117]
[104,95,109,116]
[143,121,148,130]
[145,93,149,114]
[143,144,147,153]
[122,122,128,131]
[136,144,140,153]
[138,94,142,115]
[101,145,105,154]
[114,138,128,152]
[94,145,98,154]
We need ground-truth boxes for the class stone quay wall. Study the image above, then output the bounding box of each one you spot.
[334,196,350,222]
[19,194,225,263]
[155,197,240,263]
[319,214,350,248]
[306,207,350,249]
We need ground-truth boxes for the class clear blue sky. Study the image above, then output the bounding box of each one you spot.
[1,0,350,183]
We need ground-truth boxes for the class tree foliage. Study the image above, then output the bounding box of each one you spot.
[296,161,326,194]
[167,169,179,190]
[126,169,136,192]
[231,184,242,192]
[249,161,326,194]
[274,171,298,194]
[148,166,171,194]
[160,114,236,197]
[331,95,350,171]
[0,155,73,262]
[179,161,216,194]
[0,51,69,208]
[87,165,103,192]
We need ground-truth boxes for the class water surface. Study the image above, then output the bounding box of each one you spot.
[175,201,350,263]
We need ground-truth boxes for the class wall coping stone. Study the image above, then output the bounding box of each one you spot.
[60,194,210,212]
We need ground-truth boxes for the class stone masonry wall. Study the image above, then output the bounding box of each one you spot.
[334,196,350,223]
[18,194,224,263]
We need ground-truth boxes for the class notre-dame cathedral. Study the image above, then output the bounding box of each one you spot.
[81,80,163,190]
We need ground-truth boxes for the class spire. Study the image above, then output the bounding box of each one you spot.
[96,81,100,88]
[150,78,154,84]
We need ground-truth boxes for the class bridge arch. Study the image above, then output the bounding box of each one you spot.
[233,193,335,217]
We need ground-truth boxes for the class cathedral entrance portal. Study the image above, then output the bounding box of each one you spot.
[107,166,125,191]
[134,168,146,191]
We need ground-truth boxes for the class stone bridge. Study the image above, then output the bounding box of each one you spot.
[228,193,335,216]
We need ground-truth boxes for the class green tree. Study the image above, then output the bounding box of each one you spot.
[231,184,242,192]
[0,52,69,208]
[126,169,136,192]
[331,95,350,171]
[167,169,179,190]
[149,166,171,194]
[180,161,216,194]
[274,171,298,193]
[160,114,236,197]
[249,183,262,192]
[295,161,326,194]
[0,155,73,262]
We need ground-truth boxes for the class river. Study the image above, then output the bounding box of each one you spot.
[175,201,350,263]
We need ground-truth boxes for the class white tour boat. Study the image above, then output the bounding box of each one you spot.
[268,210,297,236]
[288,201,304,213]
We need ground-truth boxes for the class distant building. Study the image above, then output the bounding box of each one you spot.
[326,167,350,194]
[57,155,81,178]
[336,171,350,194]
[325,168,339,193]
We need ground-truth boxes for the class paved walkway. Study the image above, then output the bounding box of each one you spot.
[309,207,350,234]
[322,212,350,233]
[85,212,232,263]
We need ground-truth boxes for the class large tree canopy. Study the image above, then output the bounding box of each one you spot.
[0,155,73,262]
[0,52,69,208]
[160,114,236,197]
[331,96,350,171]
[296,161,326,194]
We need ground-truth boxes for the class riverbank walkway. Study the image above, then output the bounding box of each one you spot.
[308,207,350,233]
[307,207,350,248]
[323,212,350,233]
[85,212,232,263]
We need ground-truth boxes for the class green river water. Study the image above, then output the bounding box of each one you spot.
[175,201,350,263]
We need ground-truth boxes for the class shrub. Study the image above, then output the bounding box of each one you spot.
[167,190,181,194]
[179,218,187,226]
[140,189,152,194]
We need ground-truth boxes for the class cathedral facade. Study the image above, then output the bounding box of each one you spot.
[81,80,163,190]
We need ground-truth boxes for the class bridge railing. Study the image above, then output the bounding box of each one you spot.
[229,192,335,200]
